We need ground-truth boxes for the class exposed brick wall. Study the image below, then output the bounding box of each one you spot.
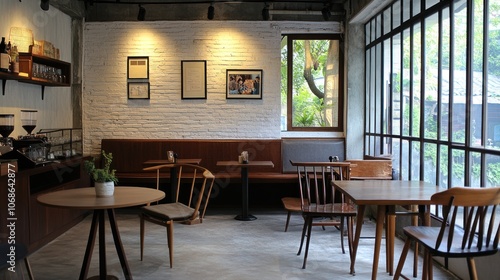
[83,21,341,156]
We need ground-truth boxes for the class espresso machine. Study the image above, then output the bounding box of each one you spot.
[0,110,51,168]
[0,114,14,155]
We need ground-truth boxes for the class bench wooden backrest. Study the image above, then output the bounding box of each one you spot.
[346,159,392,180]
[100,139,283,175]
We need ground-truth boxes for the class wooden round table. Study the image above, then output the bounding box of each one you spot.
[37,187,165,280]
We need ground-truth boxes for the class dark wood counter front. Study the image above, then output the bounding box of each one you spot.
[0,157,91,253]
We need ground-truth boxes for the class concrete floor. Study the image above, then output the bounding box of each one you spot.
[22,208,460,280]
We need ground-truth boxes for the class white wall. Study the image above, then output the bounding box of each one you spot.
[83,21,342,156]
[0,1,73,137]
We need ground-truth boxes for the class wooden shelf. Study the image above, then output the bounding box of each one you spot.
[1,53,71,100]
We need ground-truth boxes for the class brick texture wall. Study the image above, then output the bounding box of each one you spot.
[83,21,341,156]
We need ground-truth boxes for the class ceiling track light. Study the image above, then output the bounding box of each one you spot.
[208,3,215,20]
[40,0,49,11]
[137,4,146,21]
[262,3,270,21]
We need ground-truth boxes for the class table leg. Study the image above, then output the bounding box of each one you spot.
[350,204,366,275]
[98,210,107,279]
[386,206,396,276]
[235,167,256,221]
[372,205,386,280]
[79,211,99,280]
[108,209,133,280]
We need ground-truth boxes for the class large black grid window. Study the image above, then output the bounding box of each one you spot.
[365,0,500,189]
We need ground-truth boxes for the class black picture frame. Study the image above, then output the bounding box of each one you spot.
[226,69,262,99]
[128,82,150,99]
[127,56,149,79]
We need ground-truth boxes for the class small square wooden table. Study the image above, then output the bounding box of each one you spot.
[333,180,441,280]
[216,160,274,221]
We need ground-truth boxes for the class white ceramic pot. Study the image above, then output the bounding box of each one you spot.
[95,181,115,197]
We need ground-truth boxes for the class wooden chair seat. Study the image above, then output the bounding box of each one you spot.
[142,202,197,221]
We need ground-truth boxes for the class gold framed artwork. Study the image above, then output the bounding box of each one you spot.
[181,60,207,99]
[127,56,149,79]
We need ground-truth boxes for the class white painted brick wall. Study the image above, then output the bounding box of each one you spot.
[83,21,341,155]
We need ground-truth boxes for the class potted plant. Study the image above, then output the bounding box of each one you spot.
[84,150,118,197]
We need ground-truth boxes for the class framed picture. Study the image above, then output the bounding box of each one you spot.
[226,69,262,99]
[128,82,150,99]
[181,60,207,99]
[127,56,149,79]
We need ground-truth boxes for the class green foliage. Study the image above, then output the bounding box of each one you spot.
[84,150,118,183]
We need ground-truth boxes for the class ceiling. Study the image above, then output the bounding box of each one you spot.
[61,0,349,22]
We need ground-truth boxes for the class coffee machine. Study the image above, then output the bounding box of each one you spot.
[0,114,14,155]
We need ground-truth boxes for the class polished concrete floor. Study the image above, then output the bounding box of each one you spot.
[24,208,460,280]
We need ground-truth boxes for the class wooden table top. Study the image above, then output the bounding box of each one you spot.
[143,159,202,165]
[333,180,442,205]
[37,187,165,210]
[216,160,274,167]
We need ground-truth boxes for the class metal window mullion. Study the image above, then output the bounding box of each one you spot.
[464,0,474,187]
[480,0,490,187]
[420,18,426,181]
[447,0,455,190]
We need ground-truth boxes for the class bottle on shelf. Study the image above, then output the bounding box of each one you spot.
[10,45,19,74]
[0,37,10,72]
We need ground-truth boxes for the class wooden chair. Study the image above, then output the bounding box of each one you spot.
[289,160,357,269]
[139,163,215,268]
[394,187,500,280]
[0,243,34,280]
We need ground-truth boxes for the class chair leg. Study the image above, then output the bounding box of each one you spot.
[140,214,145,261]
[302,216,314,269]
[393,237,412,280]
[339,217,345,254]
[24,257,34,280]
[297,216,308,256]
[166,221,174,268]
[284,211,292,232]
[466,257,478,280]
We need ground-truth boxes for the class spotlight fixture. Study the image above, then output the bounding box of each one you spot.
[137,5,146,21]
[208,3,215,20]
[321,5,331,21]
[262,4,270,21]
[40,0,49,11]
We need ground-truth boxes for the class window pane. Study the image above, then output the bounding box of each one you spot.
[439,145,449,188]
[402,0,411,23]
[451,0,467,144]
[426,0,439,10]
[441,7,451,141]
[375,43,382,134]
[383,39,392,134]
[402,28,411,136]
[470,152,482,186]
[485,154,500,187]
[411,141,421,179]
[486,0,500,149]
[281,36,288,131]
[288,38,341,130]
[392,33,402,135]
[471,0,484,147]
[393,0,402,29]
[424,143,437,184]
[424,13,439,140]
[451,148,465,186]
[383,7,392,35]
[413,0,421,17]
[401,139,410,180]
[412,22,421,137]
